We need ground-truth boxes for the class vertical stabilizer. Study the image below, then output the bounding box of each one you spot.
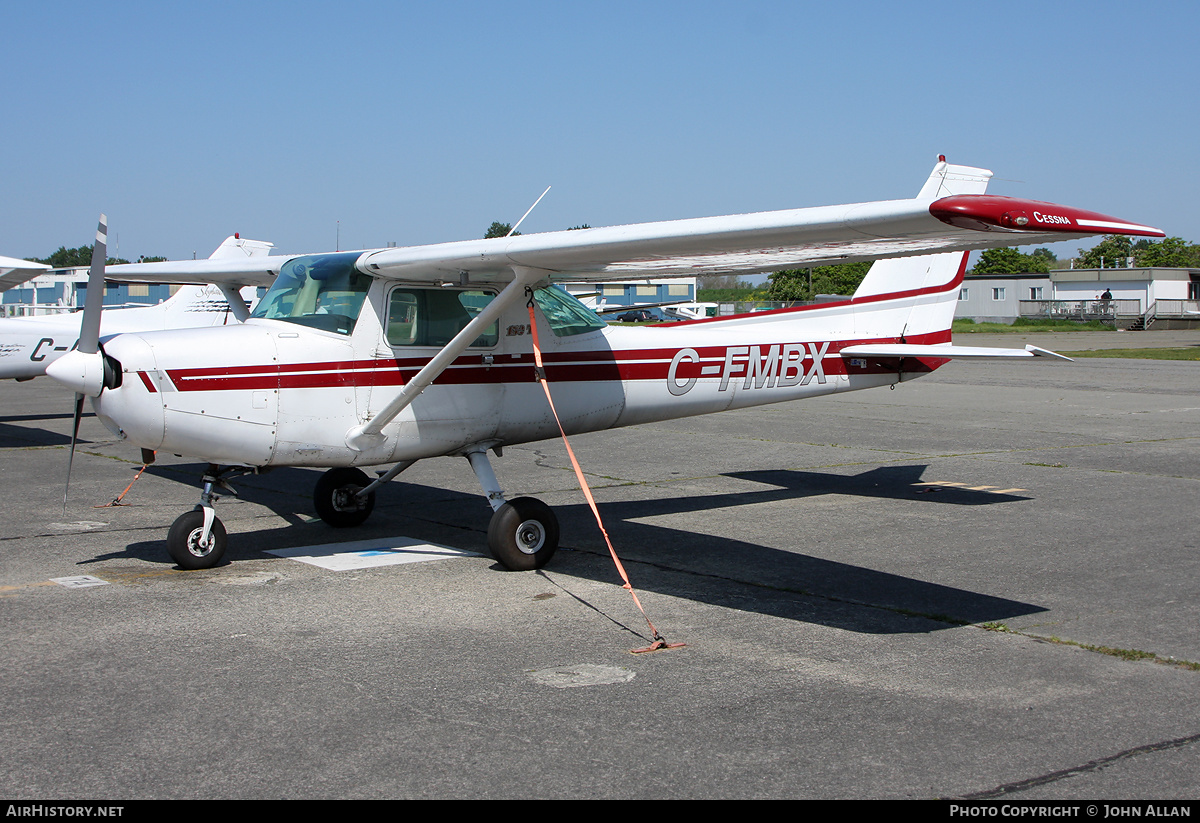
[849,159,989,339]
[208,235,274,260]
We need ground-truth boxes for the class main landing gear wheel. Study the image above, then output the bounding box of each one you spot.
[166,509,228,570]
[314,467,375,528]
[487,497,559,571]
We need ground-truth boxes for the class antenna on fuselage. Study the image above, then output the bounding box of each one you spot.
[507,186,551,237]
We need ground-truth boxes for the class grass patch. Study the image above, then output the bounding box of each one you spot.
[1058,348,1200,360]
[953,318,1114,333]
[976,623,1200,670]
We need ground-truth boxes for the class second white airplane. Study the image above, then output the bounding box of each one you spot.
[0,235,272,381]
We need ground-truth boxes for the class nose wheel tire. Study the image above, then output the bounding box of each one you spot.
[314,467,376,528]
[166,509,228,570]
[487,497,559,571]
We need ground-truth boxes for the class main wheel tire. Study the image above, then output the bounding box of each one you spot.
[166,509,228,570]
[314,467,375,528]
[487,497,559,571]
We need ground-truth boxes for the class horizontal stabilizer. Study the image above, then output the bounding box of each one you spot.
[840,343,1072,362]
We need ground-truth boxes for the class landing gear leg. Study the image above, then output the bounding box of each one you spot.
[465,446,559,571]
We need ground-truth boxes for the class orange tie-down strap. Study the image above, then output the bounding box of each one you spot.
[527,293,684,654]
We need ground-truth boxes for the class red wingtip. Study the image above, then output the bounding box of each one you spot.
[930,195,1164,238]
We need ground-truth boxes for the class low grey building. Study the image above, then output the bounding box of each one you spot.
[956,273,1051,323]
[956,267,1200,328]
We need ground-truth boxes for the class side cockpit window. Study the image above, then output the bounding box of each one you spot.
[250,252,371,335]
[533,286,607,336]
[386,288,498,348]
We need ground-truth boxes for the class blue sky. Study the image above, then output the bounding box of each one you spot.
[5,1,1197,262]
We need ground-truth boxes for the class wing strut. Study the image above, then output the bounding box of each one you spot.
[344,267,545,452]
[217,284,251,322]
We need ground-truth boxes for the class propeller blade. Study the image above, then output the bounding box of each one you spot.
[64,392,85,510]
[78,215,107,355]
[61,214,107,509]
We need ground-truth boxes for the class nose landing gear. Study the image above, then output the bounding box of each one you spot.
[166,465,240,569]
[166,507,227,570]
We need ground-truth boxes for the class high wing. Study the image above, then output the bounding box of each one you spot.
[92,160,1162,289]
[355,161,1162,284]
[0,255,52,292]
[104,248,281,287]
[2,236,274,294]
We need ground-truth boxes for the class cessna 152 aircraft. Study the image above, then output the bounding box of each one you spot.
[0,235,272,381]
[45,159,1163,571]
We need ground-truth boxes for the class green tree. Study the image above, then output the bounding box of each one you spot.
[1030,247,1057,266]
[1131,237,1200,268]
[698,273,753,291]
[971,247,1050,275]
[33,244,130,267]
[1075,235,1134,268]
[1072,235,1200,269]
[484,222,520,239]
[767,261,871,301]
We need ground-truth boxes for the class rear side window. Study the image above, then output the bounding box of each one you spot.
[386,288,498,348]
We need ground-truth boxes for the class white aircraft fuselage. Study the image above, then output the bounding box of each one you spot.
[90,253,959,469]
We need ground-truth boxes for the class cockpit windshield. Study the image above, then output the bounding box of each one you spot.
[250,252,371,335]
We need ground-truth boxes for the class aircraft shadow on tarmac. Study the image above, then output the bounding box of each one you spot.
[106,462,1045,635]
[0,412,89,448]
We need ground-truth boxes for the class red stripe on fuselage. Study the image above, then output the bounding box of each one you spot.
[158,329,951,392]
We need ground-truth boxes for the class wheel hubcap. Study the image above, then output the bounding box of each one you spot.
[333,486,366,512]
[515,519,545,554]
[186,528,214,558]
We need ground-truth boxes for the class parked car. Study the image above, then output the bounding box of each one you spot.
[614,309,659,322]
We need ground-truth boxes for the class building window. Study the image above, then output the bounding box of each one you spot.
[635,285,656,296]
[992,287,1006,301]
[601,285,624,296]
[667,283,690,296]
[958,288,969,301]
[1029,287,1043,300]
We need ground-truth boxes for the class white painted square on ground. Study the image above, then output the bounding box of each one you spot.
[267,537,481,571]
[51,575,109,589]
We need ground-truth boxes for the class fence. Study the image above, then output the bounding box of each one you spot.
[1,303,75,318]
[1017,299,1141,322]
[1153,299,1200,318]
